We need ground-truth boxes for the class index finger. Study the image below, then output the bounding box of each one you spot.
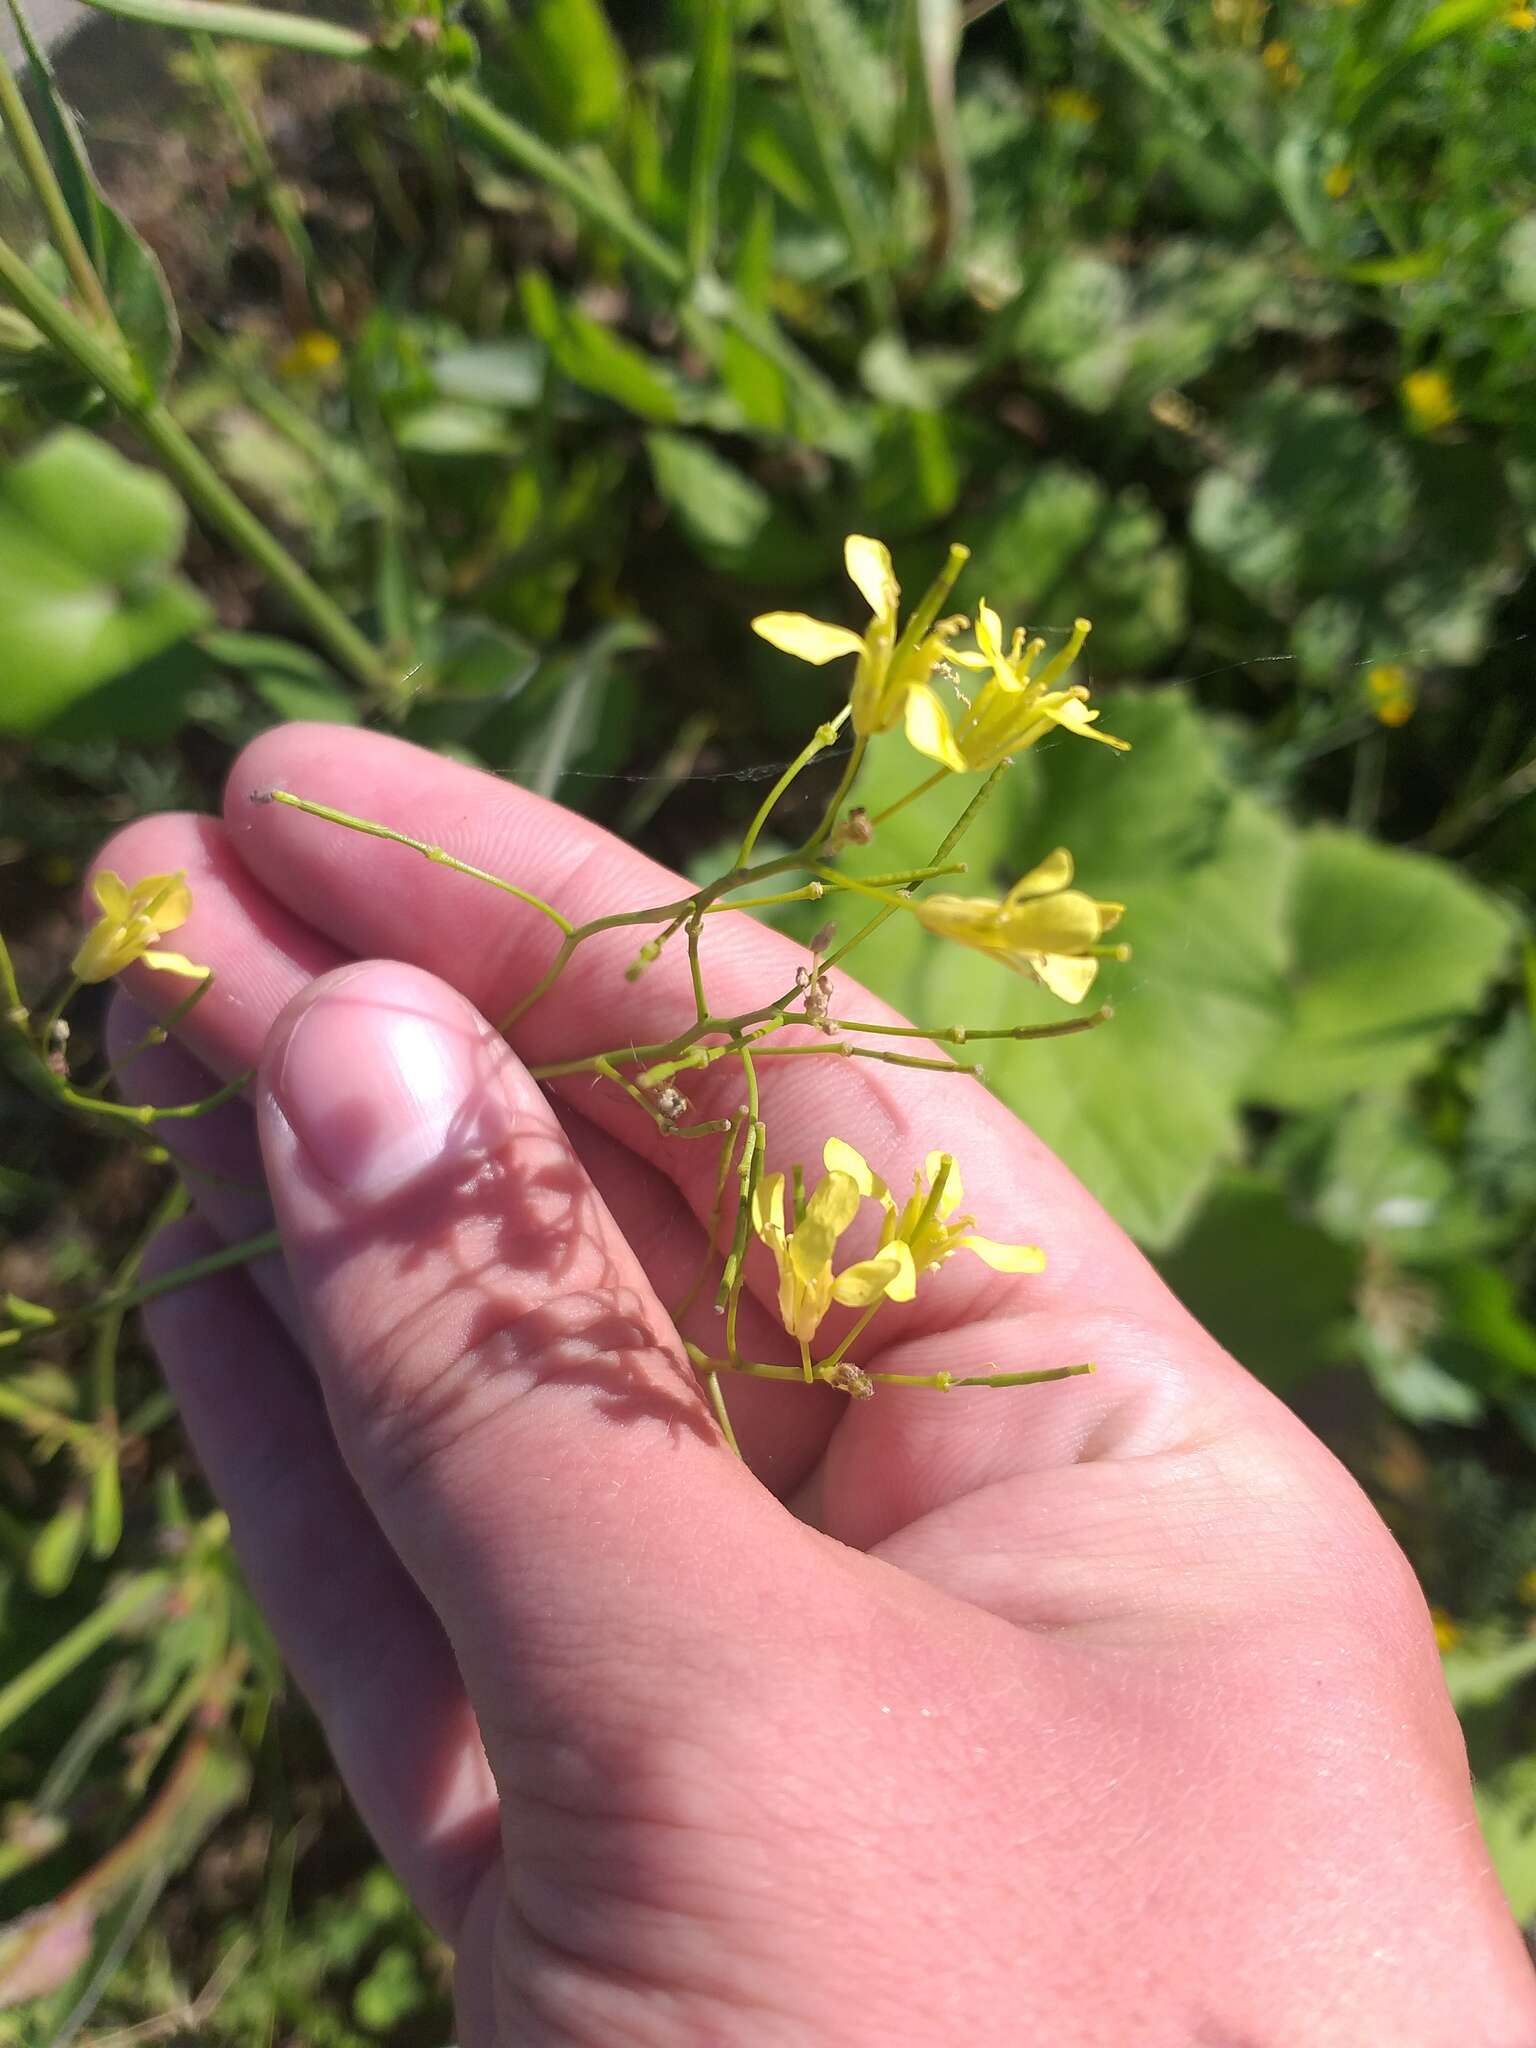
[224,724,1163,1326]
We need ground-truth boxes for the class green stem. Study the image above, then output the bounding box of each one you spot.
[702,1369,740,1456]
[869,766,948,829]
[0,227,396,699]
[192,33,325,318]
[74,0,368,58]
[0,20,114,326]
[773,0,899,332]
[434,79,686,287]
[260,791,573,929]
[817,1006,1113,1044]
[802,734,867,853]
[0,1568,173,1737]
[3,1229,280,1345]
[733,707,850,867]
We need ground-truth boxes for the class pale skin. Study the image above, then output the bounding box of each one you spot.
[94,724,1536,2047]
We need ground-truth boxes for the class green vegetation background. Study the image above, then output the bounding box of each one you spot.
[1,0,1535,2035]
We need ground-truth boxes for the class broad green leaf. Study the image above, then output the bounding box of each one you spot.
[1156,1172,1357,1392]
[518,0,628,141]
[12,0,180,392]
[0,430,208,734]
[646,430,824,580]
[521,269,681,422]
[207,630,360,726]
[430,341,545,408]
[1013,252,1132,413]
[1252,829,1514,1110]
[957,465,1187,673]
[1477,1755,1536,1918]
[826,689,1293,1245]
[1466,1011,1536,1213]
[1313,1096,1497,1261]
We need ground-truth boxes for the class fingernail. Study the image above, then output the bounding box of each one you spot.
[270,961,509,1201]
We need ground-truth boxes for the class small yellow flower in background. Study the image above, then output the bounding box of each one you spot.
[72,871,206,984]
[1430,1606,1462,1653]
[1323,162,1354,199]
[1261,38,1300,85]
[1366,662,1416,727]
[914,846,1126,1005]
[751,1146,908,1347]
[1518,1566,1536,1606]
[1400,367,1458,433]
[827,1139,1044,1297]
[1046,87,1101,126]
[752,535,969,738]
[1508,5,1534,28]
[903,601,1127,775]
[278,329,342,378]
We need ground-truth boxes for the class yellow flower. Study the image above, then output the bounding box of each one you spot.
[751,1146,909,1347]
[72,871,206,984]
[1366,662,1416,727]
[752,535,969,737]
[913,846,1126,1005]
[1400,367,1458,433]
[903,601,1126,774]
[1323,161,1354,199]
[1261,38,1300,85]
[1508,5,1534,28]
[1430,1606,1461,1654]
[827,1139,1044,1297]
[1046,87,1101,126]
[278,329,341,378]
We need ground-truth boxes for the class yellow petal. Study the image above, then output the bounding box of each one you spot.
[876,1238,917,1303]
[140,949,209,981]
[824,1137,881,1200]
[71,923,127,983]
[91,870,129,919]
[142,873,192,933]
[832,1249,908,1308]
[973,599,1007,672]
[1007,847,1075,902]
[903,682,970,773]
[790,1172,861,1287]
[1040,693,1129,751]
[1028,952,1100,1004]
[1003,888,1107,955]
[844,535,899,623]
[956,1233,1046,1274]
[752,1171,786,1247]
[752,612,867,665]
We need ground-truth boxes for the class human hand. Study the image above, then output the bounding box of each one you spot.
[95,724,1536,2046]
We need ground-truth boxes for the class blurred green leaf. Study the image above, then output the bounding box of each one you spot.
[522,269,681,422]
[1466,1010,1536,1212]
[12,0,180,393]
[958,466,1186,672]
[207,631,360,726]
[1254,829,1513,1109]
[1314,1096,1495,1260]
[1157,1172,1357,1392]
[0,430,208,734]
[646,430,824,578]
[518,0,629,141]
[429,340,545,408]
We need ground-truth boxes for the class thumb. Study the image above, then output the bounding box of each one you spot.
[255,960,803,1781]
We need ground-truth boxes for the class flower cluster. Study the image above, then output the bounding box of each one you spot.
[56,528,1126,1448]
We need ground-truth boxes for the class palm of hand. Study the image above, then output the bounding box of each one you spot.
[100,726,1532,2046]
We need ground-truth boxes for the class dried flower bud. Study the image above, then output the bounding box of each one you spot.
[824,1361,874,1400]
[651,1083,689,1126]
[807,922,837,955]
[844,806,873,844]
